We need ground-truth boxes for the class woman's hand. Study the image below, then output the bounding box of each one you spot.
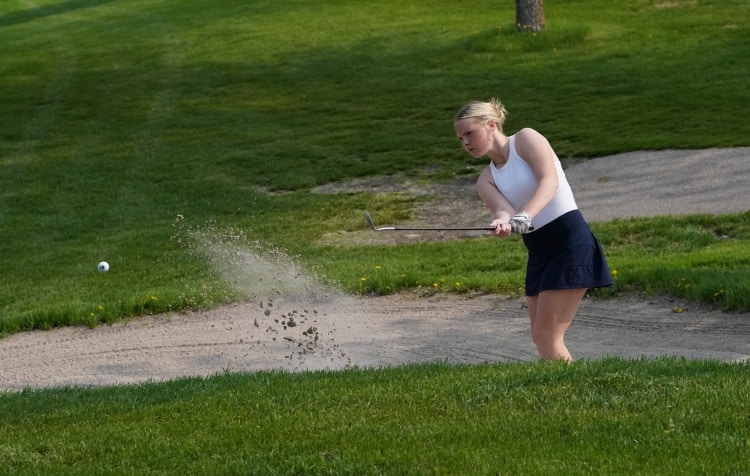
[509,211,533,234]
[490,219,513,237]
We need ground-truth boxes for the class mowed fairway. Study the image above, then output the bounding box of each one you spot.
[2,0,749,331]
[1,0,749,474]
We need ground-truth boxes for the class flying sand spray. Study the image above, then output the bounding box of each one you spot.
[171,215,349,368]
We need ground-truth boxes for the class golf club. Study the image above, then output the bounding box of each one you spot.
[364,211,497,232]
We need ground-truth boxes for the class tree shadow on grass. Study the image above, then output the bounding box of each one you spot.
[0,0,118,27]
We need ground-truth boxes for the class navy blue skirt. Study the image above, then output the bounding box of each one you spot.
[521,209,613,296]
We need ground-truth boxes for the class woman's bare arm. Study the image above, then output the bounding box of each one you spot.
[513,128,559,218]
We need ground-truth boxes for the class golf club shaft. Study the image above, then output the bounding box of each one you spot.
[364,211,495,232]
[375,225,495,231]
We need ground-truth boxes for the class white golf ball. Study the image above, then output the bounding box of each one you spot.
[97,261,110,273]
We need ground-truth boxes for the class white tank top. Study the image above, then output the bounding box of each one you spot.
[489,135,578,230]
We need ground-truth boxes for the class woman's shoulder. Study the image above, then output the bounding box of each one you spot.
[513,128,552,157]
[513,127,544,142]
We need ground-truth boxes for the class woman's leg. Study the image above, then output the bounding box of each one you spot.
[526,288,588,361]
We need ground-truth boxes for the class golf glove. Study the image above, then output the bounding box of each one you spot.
[509,212,532,234]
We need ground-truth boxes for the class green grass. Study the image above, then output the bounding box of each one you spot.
[2,0,749,333]
[1,358,748,474]
[2,2,750,471]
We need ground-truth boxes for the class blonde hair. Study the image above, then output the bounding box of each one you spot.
[454,98,508,128]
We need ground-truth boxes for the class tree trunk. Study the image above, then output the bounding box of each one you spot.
[516,0,545,32]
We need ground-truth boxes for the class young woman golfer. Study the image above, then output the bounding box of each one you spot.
[454,99,613,361]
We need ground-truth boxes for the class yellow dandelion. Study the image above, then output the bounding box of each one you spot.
[374,265,381,270]
[611,269,618,276]
[360,277,367,282]
[150,295,158,301]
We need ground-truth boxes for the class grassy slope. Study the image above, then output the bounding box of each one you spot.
[1,3,749,473]
[1,0,749,330]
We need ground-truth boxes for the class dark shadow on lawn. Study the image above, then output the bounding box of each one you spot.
[0,0,118,27]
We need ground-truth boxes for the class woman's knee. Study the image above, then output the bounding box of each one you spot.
[532,313,571,341]
[531,327,571,360]
[531,325,558,349]
[532,334,554,357]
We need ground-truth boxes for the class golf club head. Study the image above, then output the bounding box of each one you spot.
[364,211,396,231]
[363,211,376,230]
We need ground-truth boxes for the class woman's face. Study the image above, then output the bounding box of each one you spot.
[454,118,491,158]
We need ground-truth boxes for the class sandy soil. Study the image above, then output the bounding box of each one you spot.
[1,148,749,391]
